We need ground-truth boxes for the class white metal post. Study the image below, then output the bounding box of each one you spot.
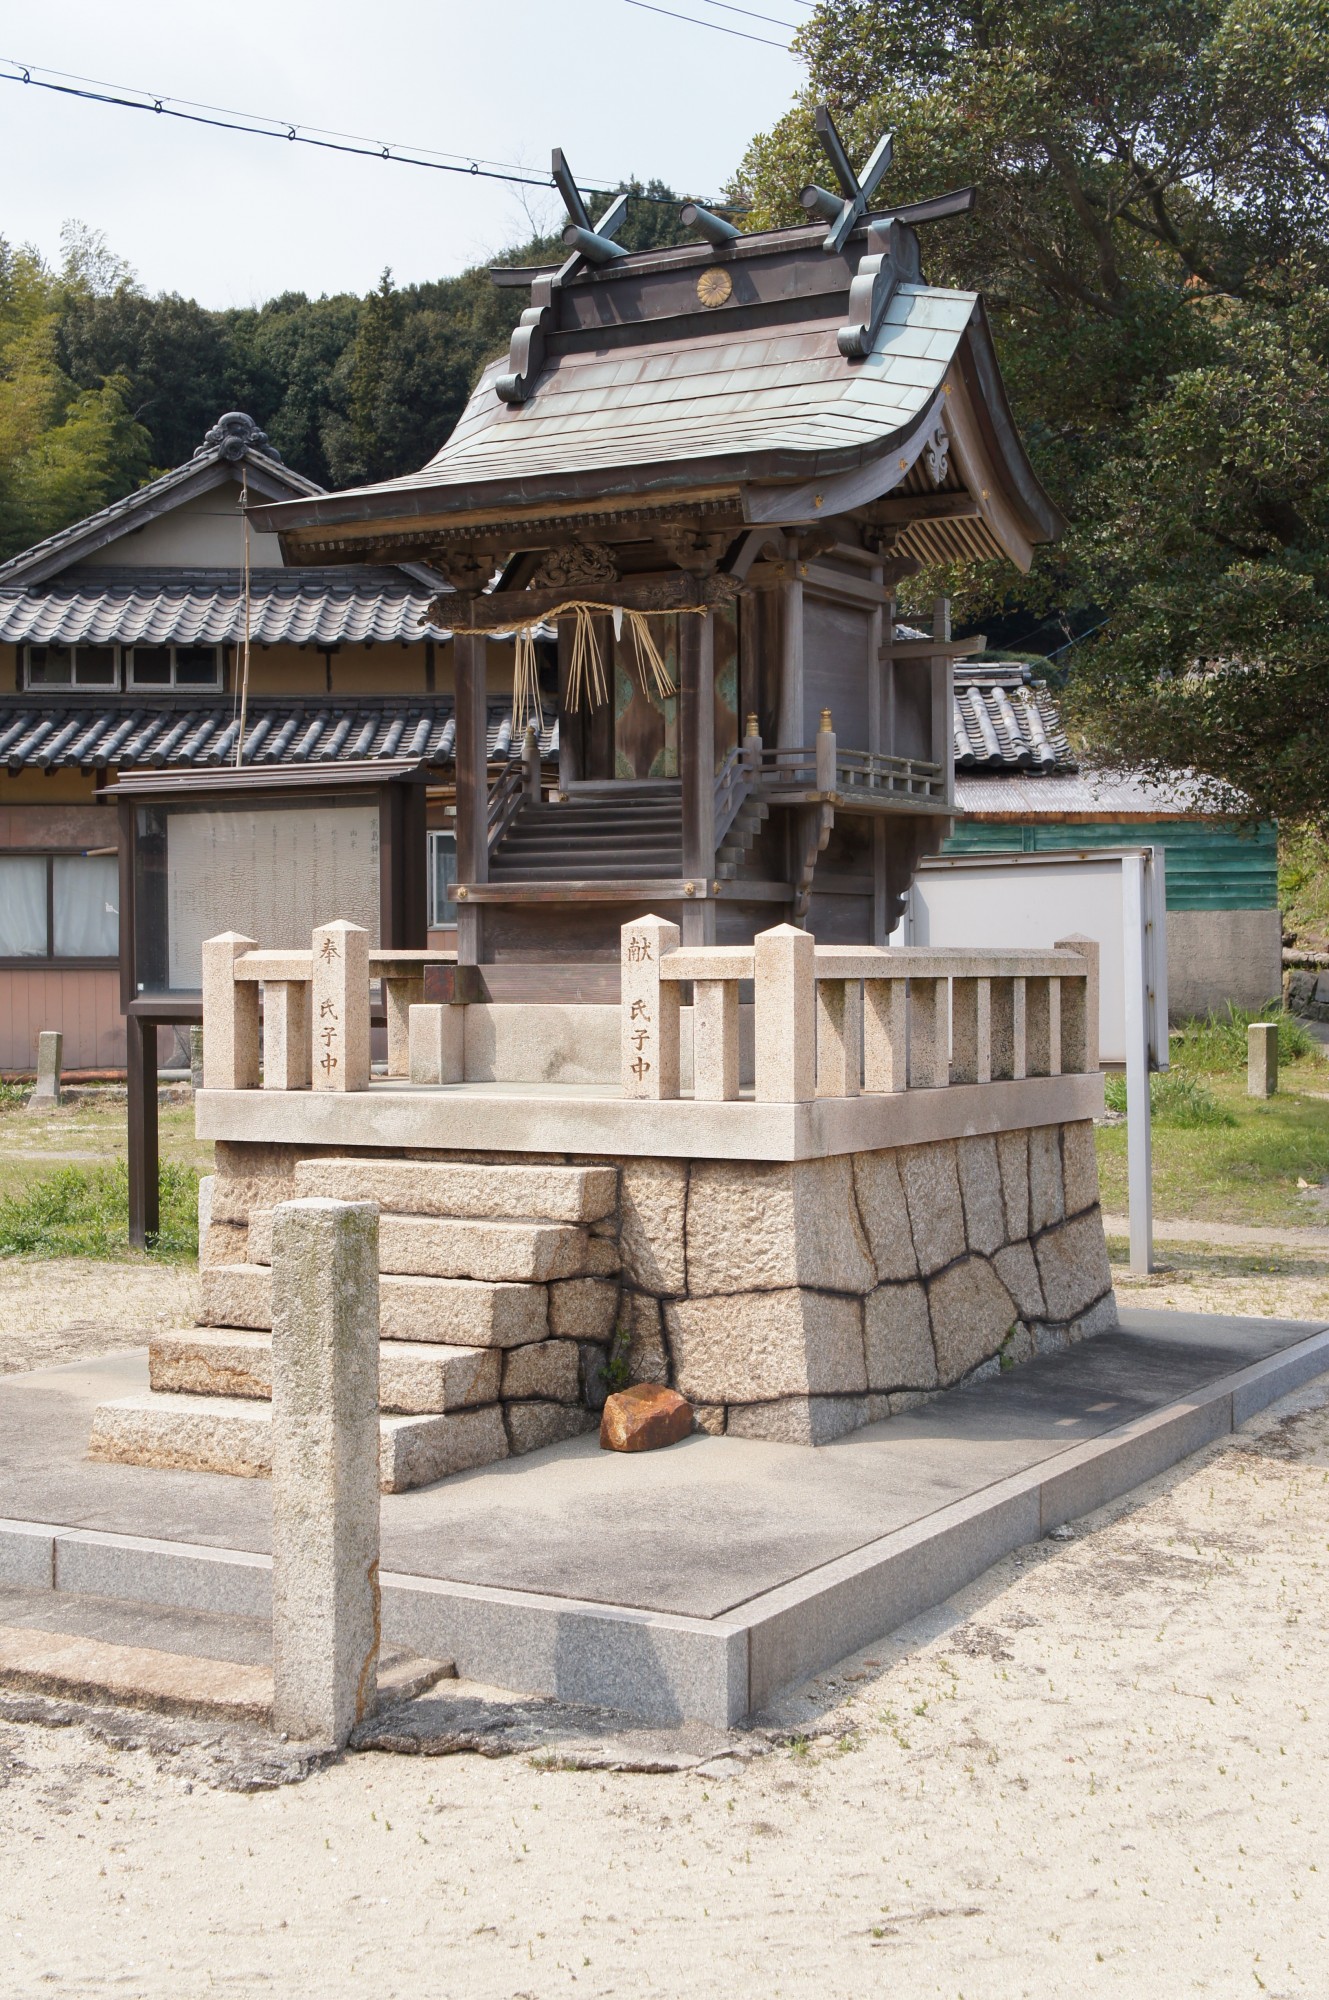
[1121,852,1154,1274]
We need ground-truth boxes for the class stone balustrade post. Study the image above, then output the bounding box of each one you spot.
[863,978,908,1093]
[691,979,740,1101]
[950,976,992,1085]
[1025,976,1055,1077]
[622,915,681,1100]
[1054,935,1100,1073]
[201,932,259,1090]
[816,978,862,1097]
[754,923,815,1102]
[270,1197,381,1749]
[907,976,949,1089]
[262,982,311,1091]
[311,920,370,1094]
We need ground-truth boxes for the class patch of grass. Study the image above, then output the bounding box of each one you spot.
[1096,1070,1329,1227]
[0,1160,199,1261]
[1102,1070,1236,1127]
[0,1081,31,1112]
[1171,1002,1316,1074]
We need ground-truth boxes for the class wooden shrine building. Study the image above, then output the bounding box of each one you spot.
[255,115,1061,991]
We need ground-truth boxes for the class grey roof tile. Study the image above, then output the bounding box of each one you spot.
[0,569,452,648]
[0,696,554,772]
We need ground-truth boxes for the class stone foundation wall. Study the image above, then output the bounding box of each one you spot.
[202,1119,1115,1450]
[611,1122,1115,1443]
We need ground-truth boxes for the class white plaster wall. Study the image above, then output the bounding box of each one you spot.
[82,482,286,568]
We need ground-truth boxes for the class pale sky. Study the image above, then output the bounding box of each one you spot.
[3,0,808,306]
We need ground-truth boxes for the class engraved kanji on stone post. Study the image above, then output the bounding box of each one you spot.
[312,920,370,1094]
[621,915,680,1099]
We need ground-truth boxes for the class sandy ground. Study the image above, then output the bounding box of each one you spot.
[0,1258,198,1374]
[1,1347,1328,1990]
[1110,1246,1329,1324]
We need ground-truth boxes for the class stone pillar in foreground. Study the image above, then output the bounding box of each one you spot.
[28,1031,63,1109]
[1247,1021,1278,1099]
[271,1197,381,1748]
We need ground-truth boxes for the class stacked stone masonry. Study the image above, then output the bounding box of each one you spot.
[90,1121,1115,1484]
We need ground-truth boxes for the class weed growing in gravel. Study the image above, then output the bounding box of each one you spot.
[0,1160,199,1259]
[1102,1070,1236,1127]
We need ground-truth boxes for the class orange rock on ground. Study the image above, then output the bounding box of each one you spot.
[599,1383,694,1453]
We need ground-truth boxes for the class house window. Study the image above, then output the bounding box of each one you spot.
[24,645,120,689]
[427,829,457,927]
[0,854,119,961]
[126,645,221,689]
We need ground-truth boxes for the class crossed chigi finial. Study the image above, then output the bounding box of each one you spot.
[800,105,896,254]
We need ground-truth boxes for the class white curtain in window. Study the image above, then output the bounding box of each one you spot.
[0,857,48,955]
[53,856,119,958]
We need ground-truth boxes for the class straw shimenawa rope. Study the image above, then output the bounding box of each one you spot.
[447,599,694,727]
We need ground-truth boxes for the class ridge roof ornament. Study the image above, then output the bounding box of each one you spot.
[800,106,895,255]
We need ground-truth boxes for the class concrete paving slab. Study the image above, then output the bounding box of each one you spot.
[2,1307,1327,1725]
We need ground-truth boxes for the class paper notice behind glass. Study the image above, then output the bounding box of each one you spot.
[167,806,380,989]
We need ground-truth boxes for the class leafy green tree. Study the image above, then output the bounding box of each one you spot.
[0,237,151,560]
[732,0,1329,820]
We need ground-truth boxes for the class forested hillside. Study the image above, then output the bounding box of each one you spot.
[0,182,686,560]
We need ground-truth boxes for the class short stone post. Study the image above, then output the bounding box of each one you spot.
[408,1003,464,1084]
[311,920,370,1093]
[28,1031,62,1110]
[270,1197,381,1749]
[201,932,259,1090]
[622,915,681,1099]
[1247,1021,1278,1098]
[383,977,425,1079]
[754,923,815,1102]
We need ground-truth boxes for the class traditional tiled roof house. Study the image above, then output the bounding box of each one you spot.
[0,412,523,1068]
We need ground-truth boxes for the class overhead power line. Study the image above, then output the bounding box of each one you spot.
[621,1,792,49]
[0,58,731,207]
[694,0,805,26]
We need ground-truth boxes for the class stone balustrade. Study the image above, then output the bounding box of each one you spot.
[621,917,1098,1104]
[201,924,454,1092]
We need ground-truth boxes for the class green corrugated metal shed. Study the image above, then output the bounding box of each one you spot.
[943,817,1277,912]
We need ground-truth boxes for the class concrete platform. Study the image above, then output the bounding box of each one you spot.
[1,1305,1326,1727]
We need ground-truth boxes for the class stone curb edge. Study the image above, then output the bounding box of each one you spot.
[2,1325,1327,1729]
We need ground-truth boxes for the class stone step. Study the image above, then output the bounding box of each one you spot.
[149,1329,502,1415]
[87,1392,508,1493]
[200,1265,559,1347]
[248,1212,617,1283]
[292,1158,618,1223]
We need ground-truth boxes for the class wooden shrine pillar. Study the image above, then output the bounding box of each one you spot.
[931,596,956,810]
[776,539,804,748]
[679,609,716,945]
[454,631,488,964]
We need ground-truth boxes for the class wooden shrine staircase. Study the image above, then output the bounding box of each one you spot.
[489,784,683,882]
